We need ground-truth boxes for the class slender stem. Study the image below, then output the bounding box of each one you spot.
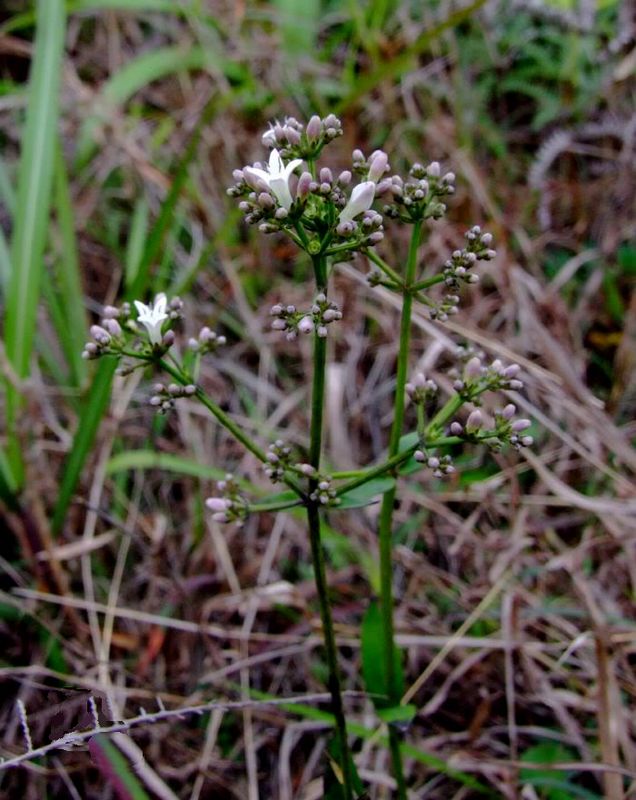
[306,253,355,800]
[364,248,404,286]
[377,219,422,800]
[411,274,445,292]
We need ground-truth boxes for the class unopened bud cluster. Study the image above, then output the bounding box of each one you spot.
[413,450,455,478]
[188,326,227,355]
[442,227,496,290]
[264,440,292,483]
[205,474,247,525]
[270,294,342,340]
[309,475,340,506]
[406,372,438,404]
[261,114,343,160]
[382,161,455,222]
[149,382,196,414]
[452,354,524,400]
[449,403,533,450]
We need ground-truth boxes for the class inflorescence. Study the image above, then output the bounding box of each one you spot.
[79,113,533,525]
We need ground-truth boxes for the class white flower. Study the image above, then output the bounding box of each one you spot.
[244,149,303,210]
[338,181,375,223]
[134,293,169,345]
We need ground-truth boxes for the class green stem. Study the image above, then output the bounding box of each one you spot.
[364,248,403,286]
[306,253,355,800]
[377,219,422,800]
[411,274,445,292]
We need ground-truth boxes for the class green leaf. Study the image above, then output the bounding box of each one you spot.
[361,601,404,707]
[376,704,417,725]
[4,0,66,488]
[338,477,395,509]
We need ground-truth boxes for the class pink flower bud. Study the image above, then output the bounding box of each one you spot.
[306,115,322,141]
[464,356,482,379]
[368,150,388,182]
[298,316,315,335]
[511,419,531,432]
[206,497,230,512]
[466,409,483,430]
[296,172,312,200]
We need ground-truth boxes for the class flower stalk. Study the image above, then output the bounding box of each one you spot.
[376,218,423,799]
[305,252,355,800]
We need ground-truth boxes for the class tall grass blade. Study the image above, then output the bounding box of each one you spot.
[51,359,116,535]
[3,0,66,488]
[49,141,88,387]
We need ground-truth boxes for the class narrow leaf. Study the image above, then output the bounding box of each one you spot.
[49,141,88,386]
[4,0,66,487]
[52,359,117,535]
[361,601,404,708]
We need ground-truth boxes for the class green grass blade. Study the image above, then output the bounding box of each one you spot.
[0,226,10,292]
[49,141,88,387]
[124,196,149,291]
[106,450,229,483]
[3,0,66,488]
[51,358,117,535]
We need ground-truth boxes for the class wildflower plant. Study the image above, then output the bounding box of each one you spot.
[83,114,533,799]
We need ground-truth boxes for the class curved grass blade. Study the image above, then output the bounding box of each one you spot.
[51,358,117,535]
[49,140,88,387]
[3,0,66,489]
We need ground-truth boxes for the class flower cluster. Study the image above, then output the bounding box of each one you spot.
[452,354,524,401]
[308,475,340,506]
[149,382,196,414]
[81,293,183,360]
[270,293,343,340]
[264,440,293,483]
[381,161,456,222]
[188,326,227,355]
[205,475,248,525]
[442,227,497,290]
[406,372,439,404]
[414,450,455,478]
[449,403,533,450]
[261,114,343,161]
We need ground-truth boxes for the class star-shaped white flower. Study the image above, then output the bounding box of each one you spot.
[244,149,302,210]
[134,293,169,345]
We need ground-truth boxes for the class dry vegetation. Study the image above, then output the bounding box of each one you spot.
[0,1,635,798]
